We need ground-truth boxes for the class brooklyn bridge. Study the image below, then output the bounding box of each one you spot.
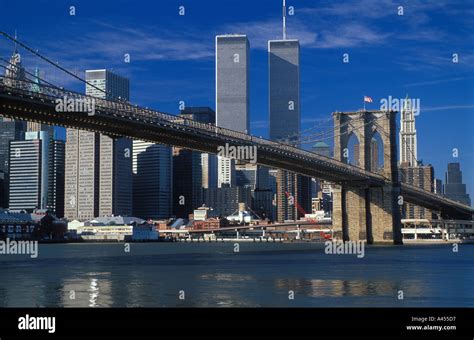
[0,32,472,245]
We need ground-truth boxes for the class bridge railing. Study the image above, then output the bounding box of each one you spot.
[400,183,473,212]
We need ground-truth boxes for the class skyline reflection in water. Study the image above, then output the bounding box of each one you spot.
[0,243,472,307]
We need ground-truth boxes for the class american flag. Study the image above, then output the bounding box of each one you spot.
[364,96,373,103]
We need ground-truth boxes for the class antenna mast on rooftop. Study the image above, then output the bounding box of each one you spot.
[282,0,287,40]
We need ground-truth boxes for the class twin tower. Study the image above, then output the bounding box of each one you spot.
[215,35,300,143]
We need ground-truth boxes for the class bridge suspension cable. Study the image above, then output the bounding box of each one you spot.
[0,31,124,102]
[298,116,365,144]
[279,115,366,147]
[0,57,63,90]
[278,116,334,142]
[301,115,373,145]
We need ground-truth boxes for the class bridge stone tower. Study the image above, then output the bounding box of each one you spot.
[332,110,402,244]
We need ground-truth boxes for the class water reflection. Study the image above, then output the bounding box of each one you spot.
[61,272,112,307]
[199,273,254,282]
[0,243,471,307]
[275,278,428,299]
[88,278,99,307]
[192,273,258,307]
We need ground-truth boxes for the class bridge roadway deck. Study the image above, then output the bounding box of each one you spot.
[0,77,472,219]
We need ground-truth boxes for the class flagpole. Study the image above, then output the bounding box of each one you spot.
[363,97,366,111]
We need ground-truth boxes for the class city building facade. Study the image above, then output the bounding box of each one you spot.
[179,107,217,191]
[8,139,44,211]
[133,141,173,219]
[173,147,202,218]
[215,35,250,187]
[268,39,301,221]
[399,95,418,167]
[0,119,26,208]
[400,163,435,219]
[203,185,252,217]
[444,162,471,206]
[65,69,132,220]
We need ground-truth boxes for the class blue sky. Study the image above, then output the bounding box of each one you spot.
[1,0,473,198]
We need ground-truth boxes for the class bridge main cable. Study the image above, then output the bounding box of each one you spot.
[0,31,119,101]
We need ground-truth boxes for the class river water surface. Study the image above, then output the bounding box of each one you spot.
[0,242,472,307]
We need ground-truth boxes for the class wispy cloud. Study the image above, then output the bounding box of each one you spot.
[422,104,474,112]
[221,19,388,50]
[299,0,451,21]
[43,22,214,66]
[7,21,215,89]
[404,76,474,87]
[313,23,389,48]
[221,19,317,49]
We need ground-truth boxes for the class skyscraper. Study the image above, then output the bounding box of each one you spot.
[3,41,26,88]
[0,119,25,208]
[65,70,132,220]
[215,35,249,133]
[171,107,217,218]
[99,135,132,217]
[268,39,300,143]
[444,163,471,206]
[399,163,434,219]
[0,46,27,208]
[8,135,46,212]
[235,163,273,220]
[203,185,252,217]
[399,95,418,167]
[179,107,218,190]
[268,39,301,221]
[434,179,443,195]
[311,142,333,216]
[276,170,298,221]
[217,157,236,188]
[48,139,65,217]
[8,131,64,215]
[180,106,216,124]
[173,147,202,218]
[133,142,172,219]
[215,35,250,187]
[64,130,100,220]
[201,153,218,189]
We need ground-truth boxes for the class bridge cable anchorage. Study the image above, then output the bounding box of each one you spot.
[0,31,124,102]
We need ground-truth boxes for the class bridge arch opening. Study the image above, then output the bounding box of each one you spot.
[345,132,361,168]
[369,131,384,173]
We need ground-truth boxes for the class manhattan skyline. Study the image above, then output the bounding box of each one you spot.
[0,0,472,198]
